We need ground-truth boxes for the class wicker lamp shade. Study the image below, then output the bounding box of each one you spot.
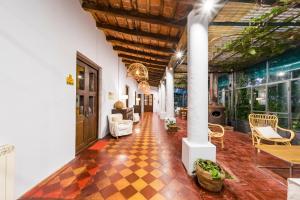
[127,63,149,81]
[138,81,150,93]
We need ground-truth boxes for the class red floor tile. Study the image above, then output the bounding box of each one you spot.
[21,113,298,200]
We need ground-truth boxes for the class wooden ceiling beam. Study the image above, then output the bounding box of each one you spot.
[125,64,165,72]
[97,22,178,44]
[82,2,186,29]
[119,54,168,66]
[148,77,163,80]
[124,63,165,72]
[167,28,187,70]
[123,59,166,69]
[113,46,171,61]
[148,71,165,75]
[107,37,174,54]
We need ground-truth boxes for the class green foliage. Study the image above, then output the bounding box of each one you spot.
[292,120,300,131]
[165,118,176,128]
[236,88,251,120]
[216,5,298,68]
[193,159,223,180]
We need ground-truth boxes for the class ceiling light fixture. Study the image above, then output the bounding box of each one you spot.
[176,51,183,59]
[195,0,222,19]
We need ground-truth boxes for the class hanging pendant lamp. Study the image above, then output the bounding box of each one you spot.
[138,81,150,93]
[127,63,149,82]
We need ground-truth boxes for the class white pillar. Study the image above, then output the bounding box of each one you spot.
[166,67,175,119]
[182,9,216,175]
[141,94,144,114]
[160,81,166,119]
[158,85,161,114]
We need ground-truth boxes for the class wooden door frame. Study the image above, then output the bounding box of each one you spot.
[125,85,129,108]
[76,51,102,155]
[144,94,153,112]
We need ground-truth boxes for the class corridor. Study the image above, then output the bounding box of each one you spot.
[21,113,297,199]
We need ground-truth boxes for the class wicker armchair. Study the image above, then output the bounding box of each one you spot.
[249,114,295,146]
[208,123,225,149]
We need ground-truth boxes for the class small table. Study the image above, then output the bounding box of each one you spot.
[255,145,300,177]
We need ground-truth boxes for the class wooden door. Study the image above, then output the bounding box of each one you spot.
[76,59,99,154]
[144,94,153,112]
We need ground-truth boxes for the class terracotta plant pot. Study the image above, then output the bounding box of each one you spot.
[195,164,225,192]
[167,125,178,133]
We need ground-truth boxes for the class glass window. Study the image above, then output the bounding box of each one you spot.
[77,66,85,90]
[291,80,300,131]
[89,72,95,91]
[267,83,288,113]
[236,88,251,120]
[218,74,229,91]
[76,95,84,115]
[252,86,266,111]
[236,65,266,88]
[268,65,291,82]
[89,96,94,114]
[292,69,300,78]
[269,49,300,82]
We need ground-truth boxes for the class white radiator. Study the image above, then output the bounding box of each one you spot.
[0,145,15,200]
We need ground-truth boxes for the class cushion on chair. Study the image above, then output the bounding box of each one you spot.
[255,126,282,139]
[118,124,129,131]
[112,116,121,122]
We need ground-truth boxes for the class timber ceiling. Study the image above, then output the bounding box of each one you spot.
[81,0,194,86]
[81,0,300,88]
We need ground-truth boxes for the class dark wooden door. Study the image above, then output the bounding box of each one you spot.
[76,59,98,154]
[144,94,153,112]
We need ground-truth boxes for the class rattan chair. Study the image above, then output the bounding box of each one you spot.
[208,123,225,149]
[249,113,295,146]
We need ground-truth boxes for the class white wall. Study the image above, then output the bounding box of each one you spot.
[0,0,137,197]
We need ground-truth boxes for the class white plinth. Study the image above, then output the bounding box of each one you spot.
[288,178,300,200]
[182,138,216,175]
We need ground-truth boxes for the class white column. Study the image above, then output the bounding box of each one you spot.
[182,9,216,175]
[141,94,144,114]
[165,67,175,119]
[158,85,161,114]
[160,81,166,119]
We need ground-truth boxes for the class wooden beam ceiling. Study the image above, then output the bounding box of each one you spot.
[82,2,186,29]
[168,28,187,70]
[97,22,179,44]
[106,37,174,54]
[119,54,168,66]
[113,46,171,61]
[124,61,165,71]
[122,59,166,69]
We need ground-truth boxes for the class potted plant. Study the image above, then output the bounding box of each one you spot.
[165,118,178,133]
[193,159,225,192]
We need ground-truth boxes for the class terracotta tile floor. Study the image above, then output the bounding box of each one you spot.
[21,113,299,200]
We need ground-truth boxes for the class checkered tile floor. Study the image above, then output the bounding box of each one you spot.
[21,113,292,200]
[21,113,204,200]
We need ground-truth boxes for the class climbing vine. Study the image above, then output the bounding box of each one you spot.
[213,4,300,69]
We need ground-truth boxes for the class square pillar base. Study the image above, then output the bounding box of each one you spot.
[182,138,216,175]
